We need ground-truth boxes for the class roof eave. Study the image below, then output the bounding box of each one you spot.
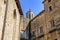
[15,0,23,15]
[42,0,46,3]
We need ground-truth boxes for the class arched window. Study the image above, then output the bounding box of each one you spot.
[14,9,16,19]
[32,14,33,18]
[29,14,31,19]
[49,6,52,11]
[48,0,51,2]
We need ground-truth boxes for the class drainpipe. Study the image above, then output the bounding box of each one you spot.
[1,0,8,40]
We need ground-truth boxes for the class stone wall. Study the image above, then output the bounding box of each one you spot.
[30,10,46,40]
[0,0,22,40]
[20,17,29,40]
[30,0,60,40]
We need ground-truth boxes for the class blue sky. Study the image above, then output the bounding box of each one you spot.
[20,0,44,17]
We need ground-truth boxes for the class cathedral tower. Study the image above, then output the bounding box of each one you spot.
[26,9,34,19]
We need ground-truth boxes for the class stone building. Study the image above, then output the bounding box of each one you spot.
[30,10,46,40]
[20,17,29,40]
[30,0,60,40]
[1,0,60,40]
[0,0,23,40]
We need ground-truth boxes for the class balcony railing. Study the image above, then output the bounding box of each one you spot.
[49,27,57,33]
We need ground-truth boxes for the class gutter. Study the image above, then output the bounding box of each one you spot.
[1,0,8,40]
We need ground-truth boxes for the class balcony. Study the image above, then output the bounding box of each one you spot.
[49,27,57,33]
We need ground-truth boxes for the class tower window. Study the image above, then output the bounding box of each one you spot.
[48,0,51,2]
[49,6,52,11]
[32,14,33,18]
[26,14,28,18]
[29,14,31,19]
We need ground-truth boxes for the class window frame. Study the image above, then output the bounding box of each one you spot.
[48,6,53,12]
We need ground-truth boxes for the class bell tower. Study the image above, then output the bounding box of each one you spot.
[26,9,34,20]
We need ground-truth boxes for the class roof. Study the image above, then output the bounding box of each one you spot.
[42,0,46,3]
[15,0,23,15]
[30,10,45,22]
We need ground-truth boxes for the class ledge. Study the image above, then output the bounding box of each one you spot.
[37,32,44,38]
[15,0,23,15]
[49,27,57,33]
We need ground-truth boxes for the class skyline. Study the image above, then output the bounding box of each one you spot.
[20,0,44,17]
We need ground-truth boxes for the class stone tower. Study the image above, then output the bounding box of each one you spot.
[26,9,34,19]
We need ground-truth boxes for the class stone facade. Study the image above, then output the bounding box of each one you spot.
[20,17,29,40]
[30,10,46,40]
[30,0,60,40]
[0,0,23,40]
[0,0,60,40]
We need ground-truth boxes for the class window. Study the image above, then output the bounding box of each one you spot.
[29,14,31,19]
[49,6,52,11]
[32,14,33,18]
[14,9,16,19]
[55,39,57,40]
[50,20,55,27]
[4,0,7,4]
[40,27,43,33]
[48,0,51,2]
